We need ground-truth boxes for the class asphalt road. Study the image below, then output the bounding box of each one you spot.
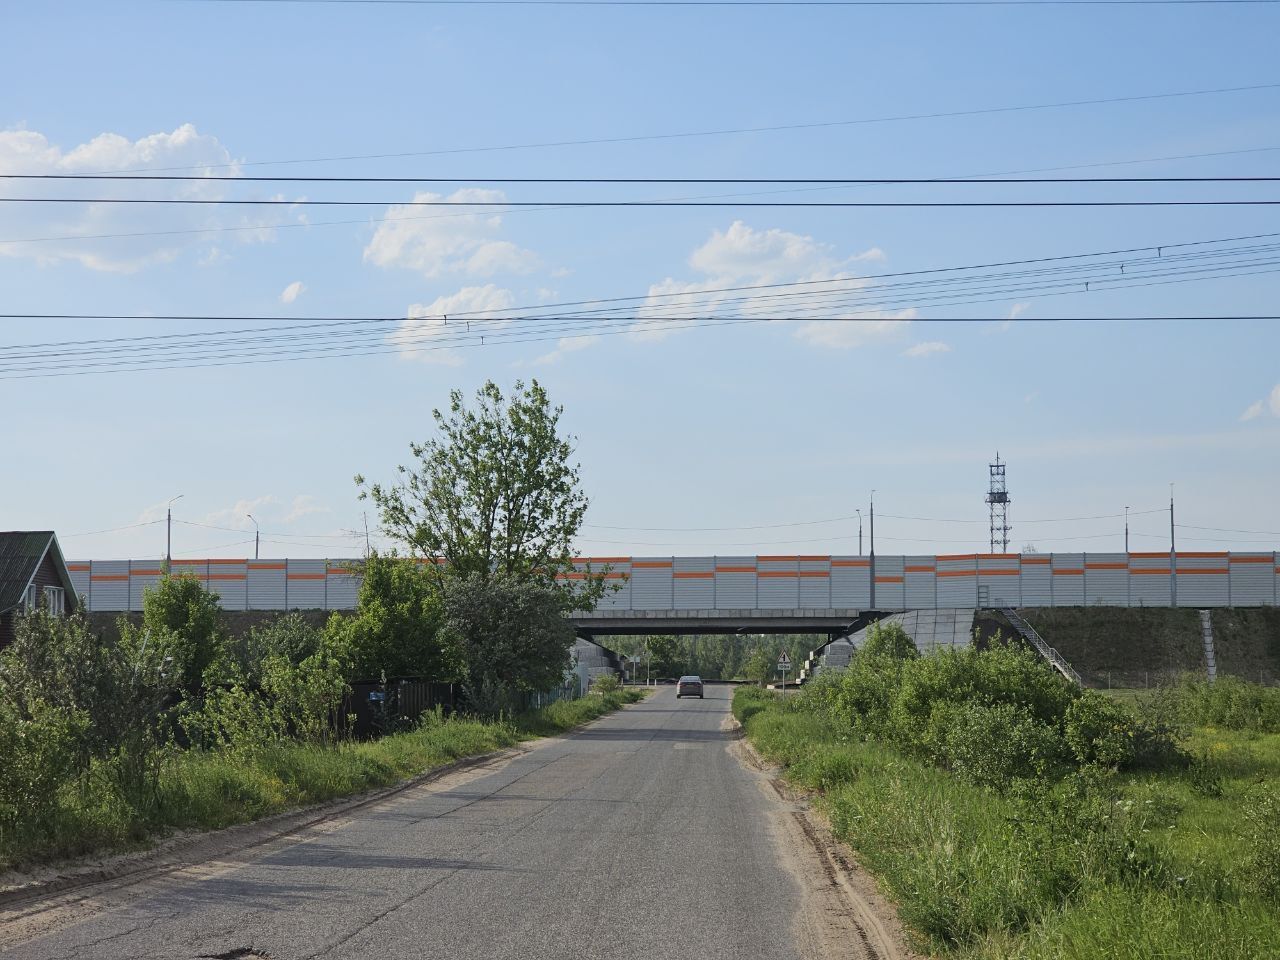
[0,685,873,960]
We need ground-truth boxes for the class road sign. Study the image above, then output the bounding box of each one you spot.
[777,651,791,670]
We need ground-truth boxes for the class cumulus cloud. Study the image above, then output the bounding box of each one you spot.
[391,284,517,366]
[284,495,330,523]
[279,280,305,304]
[363,189,539,279]
[631,221,899,349]
[0,124,288,272]
[902,340,951,358]
[531,334,601,366]
[1239,384,1280,421]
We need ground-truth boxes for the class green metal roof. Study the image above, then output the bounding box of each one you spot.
[0,531,56,614]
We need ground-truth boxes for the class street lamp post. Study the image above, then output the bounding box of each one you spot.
[166,494,184,568]
[247,514,260,560]
[869,490,877,608]
[856,508,863,556]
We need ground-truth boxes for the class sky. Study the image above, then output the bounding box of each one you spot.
[2,0,1278,561]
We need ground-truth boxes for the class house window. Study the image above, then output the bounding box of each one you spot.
[43,586,66,616]
[21,584,39,613]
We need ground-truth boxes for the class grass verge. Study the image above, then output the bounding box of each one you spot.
[1,689,645,873]
[733,685,1280,960]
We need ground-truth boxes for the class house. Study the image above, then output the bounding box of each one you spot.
[0,531,79,649]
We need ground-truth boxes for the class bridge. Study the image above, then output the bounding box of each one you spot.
[71,551,1280,638]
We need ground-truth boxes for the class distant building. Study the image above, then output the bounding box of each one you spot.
[0,531,78,648]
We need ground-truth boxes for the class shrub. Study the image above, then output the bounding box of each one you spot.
[1174,676,1280,733]
[1241,785,1280,900]
[591,673,620,694]
[1064,691,1140,768]
[859,621,920,661]
[930,700,1069,788]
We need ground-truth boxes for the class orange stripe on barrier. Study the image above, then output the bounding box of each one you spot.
[91,574,129,582]
[797,555,831,563]
[1178,568,1229,575]
[632,561,673,569]
[757,571,798,578]
[673,571,714,579]
[936,553,978,562]
[936,570,976,578]
[1021,557,1051,565]
[129,568,163,577]
[67,564,90,572]
[248,563,286,570]
[831,559,870,567]
[875,576,904,584]
[572,557,631,564]
[979,569,1021,576]
[209,559,243,566]
[757,555,801,562]
[1129,552,1172,559]
[798,570,830,578]
[557,572,587,580]
[1176,551,1229,559]
[904,565,935,573]
[1085,562,1127,570]
[208,574,246,581]
[716,565,756,573]
[287,573,326,581]
[1052,569,1085,576]
[1131,568,1171,575]
[980,553,1021,560]
[1229,556,1274,564]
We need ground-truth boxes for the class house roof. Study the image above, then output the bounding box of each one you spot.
[0,531,77,615]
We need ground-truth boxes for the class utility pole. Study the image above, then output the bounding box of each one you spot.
[247,513,259,560]
[1124,505,1130,553]
[869,490,876,609]
[856,508,863,556]
[1170,484,1177,608]
[166,494,183,569]
[362,512,372,557]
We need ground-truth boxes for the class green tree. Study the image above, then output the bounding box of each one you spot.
[646,635,683,678]
[440,574,576,714]
[357,380,605,610]
[325,552,463,680]
[743,648,774,687]
[130,573,227,699]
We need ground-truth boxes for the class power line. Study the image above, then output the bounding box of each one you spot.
[178,1,1280,9]
[48,82,1280,177]
[8,196,1280,208]
[8,146,1278,249]
[10,173,1280,184]
[1177,522,1280,536]
[61,519,166,538]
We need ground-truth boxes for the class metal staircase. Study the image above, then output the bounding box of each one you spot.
[998,608,1083,686]
[1199,610,1217,682]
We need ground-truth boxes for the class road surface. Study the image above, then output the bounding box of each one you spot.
[0,686,905,960]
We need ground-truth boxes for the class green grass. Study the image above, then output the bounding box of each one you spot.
[0,689,645,872]
[734,686,1280,960]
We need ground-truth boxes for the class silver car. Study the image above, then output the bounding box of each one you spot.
[675,675,704,699]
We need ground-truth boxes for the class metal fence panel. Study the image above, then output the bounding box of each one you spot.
[1176,552,1230,607]
[247,561,287,610]
[874,555,905,610]
[937,554,978,607]
[715,556,757,608]
[286,559,327,609]
[575,557,632,610]
[1129,552,1172,607]
[757,556,799,608]
[1051,553,1086,606]
[325,560,360,610]
[126,561,164,610]
[904,555,936,608]
[630,558,673,609]
[978,554,1021,607]
[67,562,91,607]
[1084,553,1128,607]
[674,556,715,609]
[1020,555,1052,606]
[799,555,831,607]
[207,559,247,611]
[89,560,130,611]
[1228,553,1275,606]
[831,557,870,607]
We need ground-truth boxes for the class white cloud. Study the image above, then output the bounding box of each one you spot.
[392,284,517,365]
[631,221,891,347]
[284,495,330,523]
[0,124,265,272]
[532,334,601,365]
[1239,384,1280,422]
[902,340,951,358]
[795,310,917,349]
[204,496,279,531]
[279,280,305,304]
[363,189,539,278]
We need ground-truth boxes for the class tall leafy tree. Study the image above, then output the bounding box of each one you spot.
[357,379,605,609]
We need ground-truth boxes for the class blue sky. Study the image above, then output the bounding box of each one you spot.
[2,0,1278,560]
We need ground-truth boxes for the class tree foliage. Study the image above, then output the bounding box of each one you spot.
[325,553,463,680]
[132,573,228,699]
[357,379,604,609]
[440,574,576,714]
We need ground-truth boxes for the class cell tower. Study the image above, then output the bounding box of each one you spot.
[986,453,1011,553]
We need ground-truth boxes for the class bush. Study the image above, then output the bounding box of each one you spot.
[930,701,1069,788]
[591,673,620,694]
[1174,676,1280,733]
[1241,785,1280,900]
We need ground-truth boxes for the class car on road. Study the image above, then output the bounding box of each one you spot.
[675,675,704,699]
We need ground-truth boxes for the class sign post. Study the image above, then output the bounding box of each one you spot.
[777,650,791,690]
